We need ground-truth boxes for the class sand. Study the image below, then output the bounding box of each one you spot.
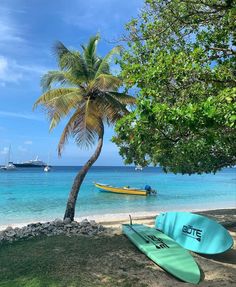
[101,208,236,287]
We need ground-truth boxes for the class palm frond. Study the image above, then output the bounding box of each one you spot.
[95,46,122,77]
[82,35,99,62]
[94,92,128,125]
[108,91,136,105]
[48,90,84,130]
[54,42,90,82]
[58,102,103,154]
[41,71,76,91]
[92,74,122,91]
[58,108,82,156]
[33,88,77,109]
[94,58,103,72]
[34,88,84,130]
[82,34,100,79]
[61,51,90,81]
[73,104,104,149]
[54,41,70,61]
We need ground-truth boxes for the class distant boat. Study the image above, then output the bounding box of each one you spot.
[0,145,16,171]
[135,165,143,171]
[44,165,51,172]
[44,153,51,172]
[1,162,16,171]
[94,182,156,196]
[13,156,46,168]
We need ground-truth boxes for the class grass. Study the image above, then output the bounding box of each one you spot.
[0,234,151,287]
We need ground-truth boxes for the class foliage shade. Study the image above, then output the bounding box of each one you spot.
[0,235,149,287]
[113,0,236,174]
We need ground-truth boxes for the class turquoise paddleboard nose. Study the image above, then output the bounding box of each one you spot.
[123,223,201,284]
[155,212,233,254]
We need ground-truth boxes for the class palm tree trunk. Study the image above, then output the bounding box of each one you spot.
[63,126,104,221]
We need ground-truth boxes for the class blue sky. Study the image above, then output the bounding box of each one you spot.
[0,0,143,166]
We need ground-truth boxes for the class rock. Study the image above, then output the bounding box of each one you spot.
[53,218,63,226]
[90,220,97,227]
[0,218,106,244]
[63,218,71,224]
[5,226,13,232]
[5,230,16,237]
[80,219,89,226]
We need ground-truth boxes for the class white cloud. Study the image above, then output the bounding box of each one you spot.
[0,110,43,121]
[0,6,25,48]
[0,55,49,85]
[0,18,24,45]
[0,147,9,155]
[0,56,23,83]
[0,6,49,85]
[24,140,33,145]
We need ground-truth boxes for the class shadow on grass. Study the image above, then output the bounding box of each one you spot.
[0,234,151,287]
[2,232,234,287]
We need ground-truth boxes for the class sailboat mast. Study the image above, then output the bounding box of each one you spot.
[8,145,11,164]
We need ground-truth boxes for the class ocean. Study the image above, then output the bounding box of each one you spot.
[0,166,235,226]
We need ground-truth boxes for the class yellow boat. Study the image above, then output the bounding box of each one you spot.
[94,182,149,196]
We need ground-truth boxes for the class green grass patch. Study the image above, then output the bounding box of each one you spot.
[0,235,150,287]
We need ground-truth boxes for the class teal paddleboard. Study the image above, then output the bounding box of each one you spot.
[122,224,200,284]
[155,212,234,254]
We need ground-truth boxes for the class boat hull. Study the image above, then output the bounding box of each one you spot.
[94,183,147,196]
[13,163,46,168]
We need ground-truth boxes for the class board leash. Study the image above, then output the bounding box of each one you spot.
[128,215,150,243]
[128,215,168,249]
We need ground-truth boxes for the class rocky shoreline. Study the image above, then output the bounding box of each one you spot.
[0,218,106,244]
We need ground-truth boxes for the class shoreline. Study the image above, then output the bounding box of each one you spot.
[0,206,235,231]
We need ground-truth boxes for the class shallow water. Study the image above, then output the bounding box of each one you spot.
[0,166,235,225]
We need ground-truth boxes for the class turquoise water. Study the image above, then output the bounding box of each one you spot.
[0,167,235,225]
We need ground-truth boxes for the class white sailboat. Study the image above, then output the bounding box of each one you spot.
[1,145,16,171]
[44,165,51,172]
[44,153,51,172]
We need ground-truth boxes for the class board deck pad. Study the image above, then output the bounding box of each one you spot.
[155,212,234,254]
[122,224,200,284]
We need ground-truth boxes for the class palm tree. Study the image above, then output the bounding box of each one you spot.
[34,35,135,221]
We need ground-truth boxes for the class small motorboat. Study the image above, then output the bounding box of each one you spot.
[135,165,143,171]
[94,182,156,196]
[44,165,51,172]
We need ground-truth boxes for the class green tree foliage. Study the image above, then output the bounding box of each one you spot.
[34,35,135,220]
[113,0,236,174]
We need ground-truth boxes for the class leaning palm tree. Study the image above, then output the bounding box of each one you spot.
[34,35,135,221]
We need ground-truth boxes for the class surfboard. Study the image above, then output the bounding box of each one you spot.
[122,223,201,284]
[155,212,234,254]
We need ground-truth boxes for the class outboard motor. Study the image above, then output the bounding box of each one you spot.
[144,184,157,195]
[144,185,152,192]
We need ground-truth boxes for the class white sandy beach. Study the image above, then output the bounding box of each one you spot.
[1,206,235,231]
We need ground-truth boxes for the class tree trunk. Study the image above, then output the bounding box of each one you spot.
[63,126,104,221]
